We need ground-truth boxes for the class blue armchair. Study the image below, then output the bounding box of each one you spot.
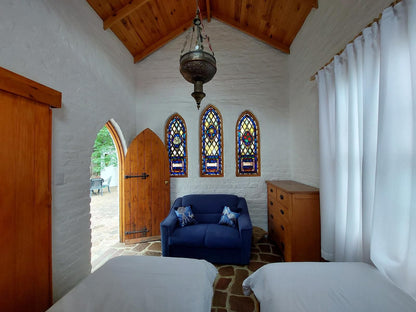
[161,194,252,265]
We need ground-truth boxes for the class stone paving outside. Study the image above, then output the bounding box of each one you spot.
[90,188,283,312]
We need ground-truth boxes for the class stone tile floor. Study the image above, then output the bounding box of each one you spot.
[90,188,283,312]
[90,186,121,271]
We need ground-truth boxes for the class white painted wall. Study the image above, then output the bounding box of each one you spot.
[0,0,136,301]
[135,19,291,230]
[101,166,119,187]
[288,0,392,187]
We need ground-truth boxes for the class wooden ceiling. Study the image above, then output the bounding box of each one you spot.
[87,0,318,63]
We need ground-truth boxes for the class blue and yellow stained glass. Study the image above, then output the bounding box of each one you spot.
[166,114,187,177]
[236,111,260,176]
[201,105,223,176]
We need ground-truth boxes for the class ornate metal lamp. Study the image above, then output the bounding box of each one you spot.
[180,2,216,109]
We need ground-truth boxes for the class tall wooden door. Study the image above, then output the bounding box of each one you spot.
[123,128,170,242]
[0,67,61,311]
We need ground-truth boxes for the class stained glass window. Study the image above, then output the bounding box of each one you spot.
[165,114,187,177]
[200,105,223,177]
[236,111,260,176]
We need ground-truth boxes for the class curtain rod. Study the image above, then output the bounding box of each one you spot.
[310,0,403,82]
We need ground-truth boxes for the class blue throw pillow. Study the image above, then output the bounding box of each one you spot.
[218,206,240,228]
[175,206,198,227]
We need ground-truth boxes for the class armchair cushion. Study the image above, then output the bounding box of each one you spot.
[170,224,209,247]
[218,206,240,228]
[174,206,198,227]
[205,225,242,248]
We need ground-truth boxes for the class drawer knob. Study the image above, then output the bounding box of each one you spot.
[270,201,273,206]
[280,194,284,200]
[281,225,285,231]
[280,209,284,215]
[270,188,273,192]
[270,214,274,219]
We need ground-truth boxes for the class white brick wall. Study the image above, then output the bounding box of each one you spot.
[134,19,291,230]
[288,0,392,187]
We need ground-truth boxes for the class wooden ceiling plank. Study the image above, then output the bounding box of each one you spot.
[159,0,194,32]
[268,0,289,43]
[154,0,174,31]
[103,0,152,30]
[281,2,312,45]
[240,0,248,26]
[206,0,211,22]
[246,0,261,27]
[256,0,271,37]
[87,0,119,20]
[88,0,317,63]
[134,19,193,63]
[134,5,164,40]
[111,18,147,56]
[233,0,242,23]
[213,12,290,53]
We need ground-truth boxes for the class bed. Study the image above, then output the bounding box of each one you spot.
[242,262,416,312]
[48,255,218,312]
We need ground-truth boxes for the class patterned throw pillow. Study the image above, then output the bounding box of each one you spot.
[218,206,240,228]
[175,206,198,227]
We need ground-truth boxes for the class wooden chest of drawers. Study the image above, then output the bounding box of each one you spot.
[266,180,321,262]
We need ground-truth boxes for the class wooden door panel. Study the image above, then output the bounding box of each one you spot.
[143,130,153,235]
[0,91,52,311]
[150,132,170,235]
[33,102,52,308]
[124,128,169,241]
[0,91,18,309]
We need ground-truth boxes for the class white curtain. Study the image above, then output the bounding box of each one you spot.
[318,0,416,299]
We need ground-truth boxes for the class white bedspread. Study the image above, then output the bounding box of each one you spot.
[48,256,218,312]
[243,262,416,312]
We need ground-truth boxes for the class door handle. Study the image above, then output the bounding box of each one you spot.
[125,172,149,179]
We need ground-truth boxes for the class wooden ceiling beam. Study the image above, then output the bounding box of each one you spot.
[133,20,193,63]
[103,0,152,30]
[212,13,290,54]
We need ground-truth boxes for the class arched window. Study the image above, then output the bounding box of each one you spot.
[200,105,223,177]
[165,114,187,177]
[236,110,260,176]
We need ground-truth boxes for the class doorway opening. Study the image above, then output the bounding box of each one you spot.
[90,121,124,271]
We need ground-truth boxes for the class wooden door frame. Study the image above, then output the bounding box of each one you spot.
[0,67,61,108]
[104,120,126,242]
[0,66,61,310]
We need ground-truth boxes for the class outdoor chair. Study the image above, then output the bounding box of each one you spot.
[102,176,112,193]
[90,178,104,196]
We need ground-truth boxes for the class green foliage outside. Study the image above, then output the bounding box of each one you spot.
[91,126,117,177]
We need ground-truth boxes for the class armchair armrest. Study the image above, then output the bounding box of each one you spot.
[237,197,252,236]
[160,198,182,256]
[160,211,178,257]
[237,198,252,264]
[238,213,252,231]
[161,212,178,235]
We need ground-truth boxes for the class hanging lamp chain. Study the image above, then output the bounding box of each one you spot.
[194,0,214,55]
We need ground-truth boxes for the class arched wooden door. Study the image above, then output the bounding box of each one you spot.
[123,128,170,242]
